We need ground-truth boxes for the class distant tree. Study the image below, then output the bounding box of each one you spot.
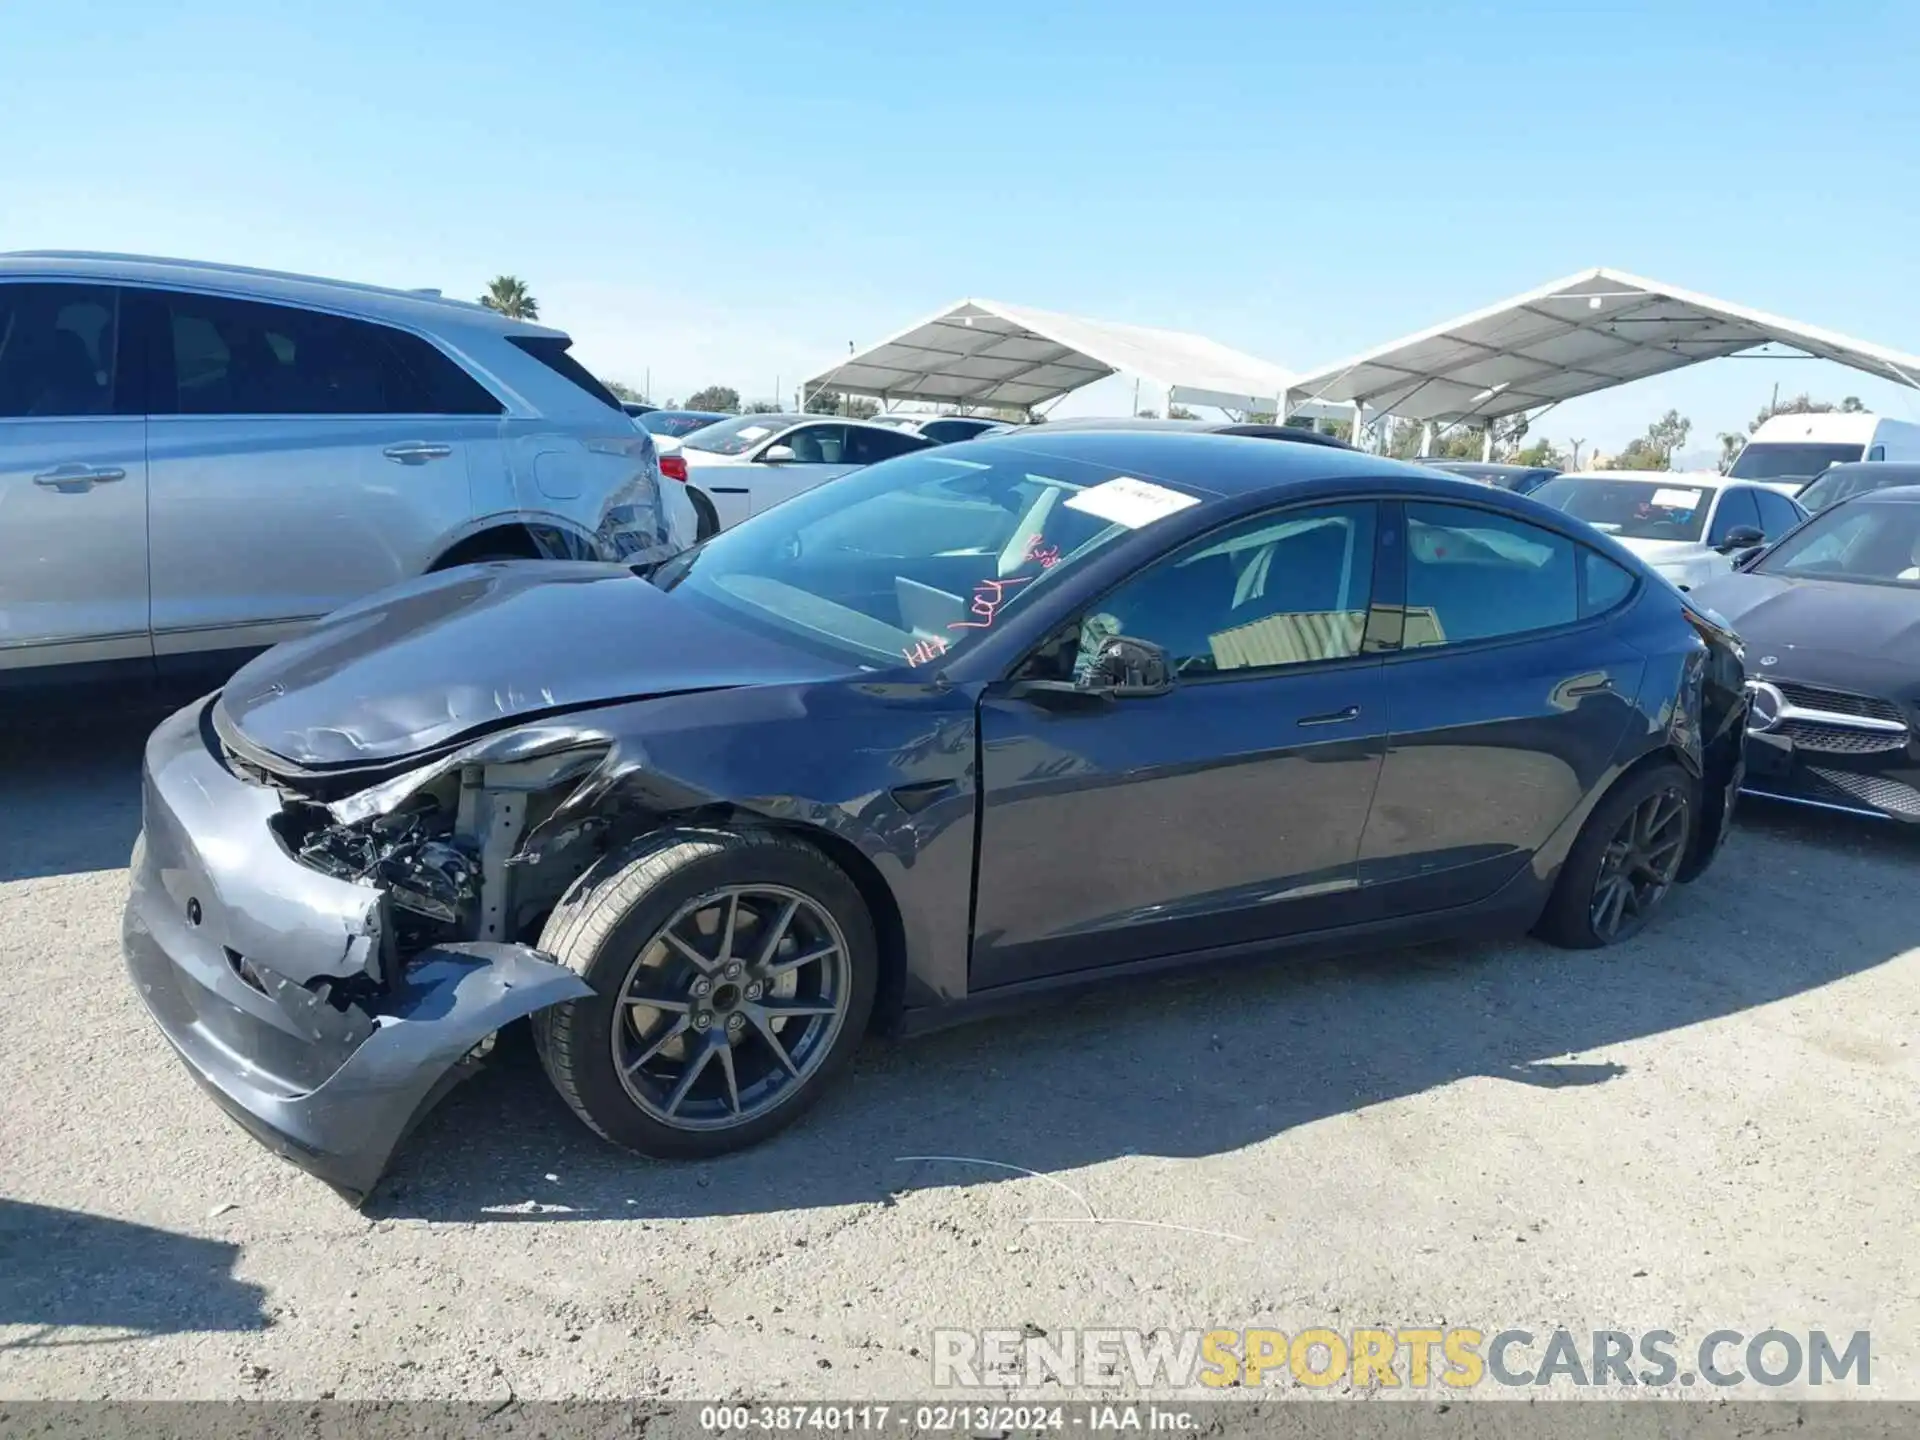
[743,399,783,414]
[804,391,878,418]
[479,275,539,320]
[1608,409,1693,470]
[1511,438,1568,469]
[1134,408,1160,419]
[1167,404,1198,420]
[685,385,740,413]
[1749,392,1865,433]
[1718,432,1747,474]
[606,379,643,403]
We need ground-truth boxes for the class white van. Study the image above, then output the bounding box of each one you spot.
[1728,411,1920,489]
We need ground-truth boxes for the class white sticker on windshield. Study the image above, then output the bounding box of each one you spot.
[1064,475,1201,529]
[738,426,771,442]
[1651,487,1704,510]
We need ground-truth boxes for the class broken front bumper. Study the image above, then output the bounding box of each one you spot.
[121,699,590,1203]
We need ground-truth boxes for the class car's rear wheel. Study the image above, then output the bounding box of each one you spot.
[1536,761,1694,949]
[531,828,876,1158]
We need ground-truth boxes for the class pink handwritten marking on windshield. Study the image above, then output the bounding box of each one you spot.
[1024,534,1061,568]
[947,575,1033,632]
[902,635,950,667]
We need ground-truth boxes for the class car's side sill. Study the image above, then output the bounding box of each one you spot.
[896,877,1546,1038]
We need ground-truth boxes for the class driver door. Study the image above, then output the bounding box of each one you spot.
[748,423,859,516]
[969,501,1391,989]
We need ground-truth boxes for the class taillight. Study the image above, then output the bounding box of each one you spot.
[659,454,689,483]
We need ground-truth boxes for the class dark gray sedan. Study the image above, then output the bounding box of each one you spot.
[124,431,1746,1201]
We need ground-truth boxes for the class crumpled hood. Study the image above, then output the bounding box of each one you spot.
[1689,570,1920,691]
[217,561,844,769]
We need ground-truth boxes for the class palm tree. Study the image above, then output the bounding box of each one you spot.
[479,275,539,320]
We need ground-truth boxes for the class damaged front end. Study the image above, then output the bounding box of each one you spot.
[122,699,641,1203]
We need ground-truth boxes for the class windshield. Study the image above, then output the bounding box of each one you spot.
[652,447,1194,668]
[1753,501,1920,587]
[1529,477,1713,542]
[1795,467,1913,513]
[1728,441,1863,483]
[682,413,807,455]
[639,410,728,438]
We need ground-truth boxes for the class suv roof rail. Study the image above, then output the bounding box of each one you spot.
[1,250,493,313]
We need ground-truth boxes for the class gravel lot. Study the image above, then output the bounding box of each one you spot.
[2,702,1916,1403]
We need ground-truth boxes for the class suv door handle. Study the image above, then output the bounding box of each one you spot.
[1298,704,1361,727]
[382,442,453,464]
[33,463,126,490]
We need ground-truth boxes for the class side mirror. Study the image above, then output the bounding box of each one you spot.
[761,444,797,464]
[1716,524,1765,555]
[1731,544,1768,571]
[1084,636,1175,698]
[1005,635,1176,706]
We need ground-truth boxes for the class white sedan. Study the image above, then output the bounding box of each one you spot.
[678,414,936,530]
[1528,470,1809,590]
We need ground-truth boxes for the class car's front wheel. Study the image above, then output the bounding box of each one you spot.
[1536,761,1695,949]
[531,828,876,1158]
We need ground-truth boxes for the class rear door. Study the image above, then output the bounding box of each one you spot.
[140,288,501,663]
[0,281,150,675]
[1356,501,1645,915]
[972,500,1390,987]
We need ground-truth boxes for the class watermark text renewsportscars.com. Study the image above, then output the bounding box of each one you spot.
[932,1326,1872,1391]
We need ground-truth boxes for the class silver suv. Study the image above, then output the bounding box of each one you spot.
[0,251,693,684]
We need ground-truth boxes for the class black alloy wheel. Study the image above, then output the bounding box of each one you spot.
[612,884,852,1129]
[1587,785,1689,943]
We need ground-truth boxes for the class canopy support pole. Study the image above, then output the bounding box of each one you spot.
[1350,400,1367,454]
[1481,424,1496,461]
[1420,421,1434,458]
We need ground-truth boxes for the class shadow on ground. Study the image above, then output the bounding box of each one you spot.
[0,1199,269,1346]
[0,699,177,882]
[376,796,1920,1224]
[10,709,1917,1229]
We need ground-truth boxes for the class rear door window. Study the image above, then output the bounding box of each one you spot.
[846,426,933,464]
[154,291,500,416]
[1402,502,1579,647]
[0,283,121,418]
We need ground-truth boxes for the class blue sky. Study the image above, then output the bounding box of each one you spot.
[6,0,1918,453]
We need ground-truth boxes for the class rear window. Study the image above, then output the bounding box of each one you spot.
[154,290,501,416]
[506,336,624,412]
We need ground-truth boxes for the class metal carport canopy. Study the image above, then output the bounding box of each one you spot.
[804,299,1296,414]
[1283,267,1920,426]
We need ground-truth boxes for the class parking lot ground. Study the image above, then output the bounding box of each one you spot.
[2,707,1917,1402]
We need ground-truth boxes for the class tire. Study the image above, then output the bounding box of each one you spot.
[688,487,721,541]
[531,827,877,1158]
[1535,761,1695,950]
